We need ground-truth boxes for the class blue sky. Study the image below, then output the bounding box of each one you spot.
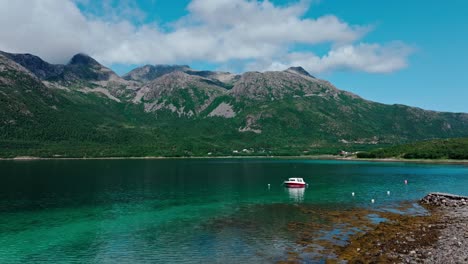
[309,0,468,113]
[1,0,467,112]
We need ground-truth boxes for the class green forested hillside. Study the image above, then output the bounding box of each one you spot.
[357,138,468,159]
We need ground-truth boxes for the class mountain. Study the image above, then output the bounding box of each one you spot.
[0,52,56,124]
[0,52,142,146]
[1,50,468,158]
[1,51,117,82]
[62,53,118,82]
[230,69,341,100]
[285,66,315,78]
[123,64,190,82]
[0,51,64,80]
[124,64,240,89]
[137,71,228,116]
[1,51,138,101]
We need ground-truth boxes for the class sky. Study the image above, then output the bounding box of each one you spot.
[0,0,467,113]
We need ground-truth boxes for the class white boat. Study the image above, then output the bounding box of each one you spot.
[283,177,307,188]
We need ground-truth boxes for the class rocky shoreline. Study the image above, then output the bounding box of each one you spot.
[336,193,468,263]
[420,192,468,207]
[412,193,468,263]
[2,156,468,166]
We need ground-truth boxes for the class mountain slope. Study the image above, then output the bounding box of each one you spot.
[0,53,57,129]
[137,71,229,116]
[230,68,344,100]
[1,50,468,158]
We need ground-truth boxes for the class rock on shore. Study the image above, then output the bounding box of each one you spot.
[421,192,468,207]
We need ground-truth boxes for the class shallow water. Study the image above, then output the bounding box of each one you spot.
[0,159,467,263]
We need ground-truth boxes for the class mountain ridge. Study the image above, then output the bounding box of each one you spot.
[1,50,467,158]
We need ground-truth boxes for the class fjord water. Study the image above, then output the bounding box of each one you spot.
[1,159,467,263]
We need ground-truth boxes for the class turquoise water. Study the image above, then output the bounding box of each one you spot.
[0,159,467,263]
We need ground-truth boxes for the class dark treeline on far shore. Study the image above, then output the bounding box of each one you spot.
[357,138,468,160]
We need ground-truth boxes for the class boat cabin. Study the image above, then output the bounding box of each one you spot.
[287,178,304,183]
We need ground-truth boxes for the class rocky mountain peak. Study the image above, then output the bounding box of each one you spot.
[230,70,334,100]
[0,50,137,102]
[69,53,100,67]
[0,51,64,80]
[184,70,240,85]
[123,64,191,82]
[61,53,130,84]
[143,70,220,90]
[285,66,314,78]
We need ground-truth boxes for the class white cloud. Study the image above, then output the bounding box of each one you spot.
[249,42,414,74]
[0,0,412,74]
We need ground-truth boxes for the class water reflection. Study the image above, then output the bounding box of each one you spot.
[286,187,305,203]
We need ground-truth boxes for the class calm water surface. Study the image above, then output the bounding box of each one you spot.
[0,159,467,263]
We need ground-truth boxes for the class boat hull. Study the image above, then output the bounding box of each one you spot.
[284,182,306,188]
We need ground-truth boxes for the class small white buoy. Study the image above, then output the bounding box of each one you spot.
[387,191,391,196]
[352,192,355,197]
[371,199,375,204]
[404,180,408,185]
[268,184,271,189]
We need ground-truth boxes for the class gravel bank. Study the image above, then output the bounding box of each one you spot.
[335,193,468,263]
[411,193,468,263]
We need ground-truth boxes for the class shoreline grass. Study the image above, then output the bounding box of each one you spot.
[1,155,467,165]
